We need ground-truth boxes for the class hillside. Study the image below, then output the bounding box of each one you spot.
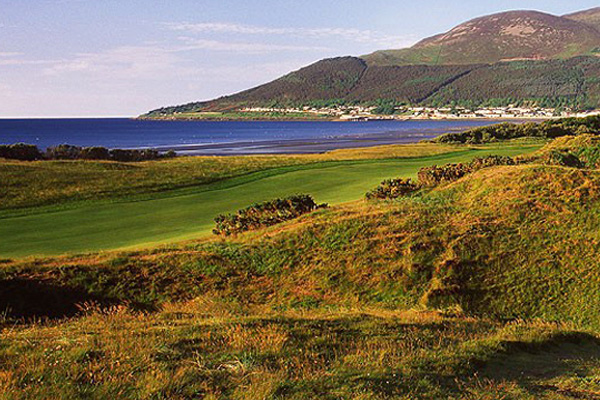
[565,7,600,31]
[365,10,600,66]
[143,56,600,117]
[3,132,600,398]
[143,8,600,117]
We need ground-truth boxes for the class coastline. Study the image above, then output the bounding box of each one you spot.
[151,122,528,156]
[140,115,551,123]
[0,118,537,157]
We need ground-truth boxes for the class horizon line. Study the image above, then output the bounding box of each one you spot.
[0,115,134,119]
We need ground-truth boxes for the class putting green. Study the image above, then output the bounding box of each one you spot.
[0,146,536,258]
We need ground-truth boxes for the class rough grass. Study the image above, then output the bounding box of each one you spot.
[0,142,465,212]
[1,306,599,400]
[0,142,540,258]
[3,138,600,399]
[3,163,599,329]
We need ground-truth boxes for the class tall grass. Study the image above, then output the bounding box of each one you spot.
[0,142,497,211]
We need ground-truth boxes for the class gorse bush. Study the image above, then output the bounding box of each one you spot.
[45,144,86,160]
[0,143,43,161]
[520,135,600,169]
[213,195,326,236]
[434,115,600,144]
[366,156,516,199]
[540,150,583,168]
[366,178,420,200]
[418,163,473,187]
[469,155,515,170]
[109,148,161,162]
[418,155,515,187]
[80,146,111,160]
[0,143,175,161]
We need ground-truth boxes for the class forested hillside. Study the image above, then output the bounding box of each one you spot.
[143,56,600,117]
[143,8,600,118]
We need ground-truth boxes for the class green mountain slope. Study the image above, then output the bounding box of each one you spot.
[366,10,600,66]
[143,56,600,116]
[146,57,368,116]
[143,8,600,117]
[565,7,600,32]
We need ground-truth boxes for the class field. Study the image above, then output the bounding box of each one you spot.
[4,132,600,399]
[2,306,599,399]
[0,142,540,258]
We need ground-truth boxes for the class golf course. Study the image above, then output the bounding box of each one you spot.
[0,142,540,258]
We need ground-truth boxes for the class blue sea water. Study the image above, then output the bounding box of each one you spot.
[0,118,503,155]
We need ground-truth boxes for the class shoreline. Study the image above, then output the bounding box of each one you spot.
[0,118,540,157]
[140,115,551,123]
[152,121,530,156]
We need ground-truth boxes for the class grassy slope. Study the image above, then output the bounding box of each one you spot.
[2,307,598,400]
[0,144,539,258]
[2,138,600,398]
[0,143,462,212]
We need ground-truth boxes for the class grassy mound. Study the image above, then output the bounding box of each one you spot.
[3,137,600,398]
[0,143,538,257]
[3,162,600,329]
[2,306,599,399]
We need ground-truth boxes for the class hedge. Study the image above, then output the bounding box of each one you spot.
[214,195,327,236]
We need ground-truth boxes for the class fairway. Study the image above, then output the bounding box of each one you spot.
[0,145,537,258]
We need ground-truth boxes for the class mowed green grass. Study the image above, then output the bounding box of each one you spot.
[0,145,538,258]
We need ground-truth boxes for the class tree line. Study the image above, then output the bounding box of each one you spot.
[0,143,176,162]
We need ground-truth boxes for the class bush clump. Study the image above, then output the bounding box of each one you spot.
[469,155,515,170]
[366,178,420,200]
[109,148,161,162]
[540,150,583,168]
[213,195,327,236]
[418,155,515,186]
[0,143,43,161]
[418,163,473,187]
[434,115,600,144]
[0,143,176,162]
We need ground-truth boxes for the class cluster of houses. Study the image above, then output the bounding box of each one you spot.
[240,106,600,121]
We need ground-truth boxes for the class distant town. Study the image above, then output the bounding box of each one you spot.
[241,105,600,121]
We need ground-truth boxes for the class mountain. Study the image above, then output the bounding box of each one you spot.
[565,7,600,31]
[364,10,600,66]
[144,8,600,118]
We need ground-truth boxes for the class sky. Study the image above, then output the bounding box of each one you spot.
[1,0,599,117]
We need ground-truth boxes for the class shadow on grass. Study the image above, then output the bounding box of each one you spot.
[478,333,600,398]
[0,278,155,321]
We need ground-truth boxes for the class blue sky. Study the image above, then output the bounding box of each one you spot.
[1,0,598,117]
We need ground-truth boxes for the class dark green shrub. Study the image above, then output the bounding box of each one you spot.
[366,178,420,200]
[80,147,111,160]
[0,143,43,161]
[213,195,326,236]
[2,142,171,162]
[434,115,600,144]
[469,155,515,170]
[576,145,600,168]
[418,156,516,187]
[541,150,583,168]
[418,163,473,186]
[45,144,83,160]
[109,149,160,162]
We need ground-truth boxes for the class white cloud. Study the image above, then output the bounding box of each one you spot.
[165,22,416,48]
[42,45,185,78]
[174,37,330,53]
[0,52,23,57]
[0,58,57,66]
[40,36,329,79]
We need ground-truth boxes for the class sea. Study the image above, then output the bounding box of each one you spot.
[0,118,508,155]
